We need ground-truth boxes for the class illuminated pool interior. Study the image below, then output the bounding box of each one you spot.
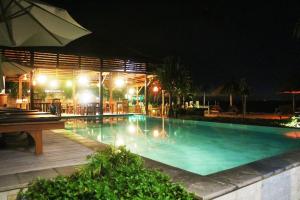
[65,115,300,175]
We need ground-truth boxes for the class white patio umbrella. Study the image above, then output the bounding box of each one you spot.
[0,54,33,91]
[0,0,91,47]
[0,0,91,90]
[1,60,32,77]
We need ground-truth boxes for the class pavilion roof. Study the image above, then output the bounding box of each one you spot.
[0,49,149,74]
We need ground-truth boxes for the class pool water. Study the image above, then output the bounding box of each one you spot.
[65,116,300,175]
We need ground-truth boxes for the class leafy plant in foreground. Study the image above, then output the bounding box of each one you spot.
[17,146,195,200]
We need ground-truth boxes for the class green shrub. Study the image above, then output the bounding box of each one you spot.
[17,146,195,200]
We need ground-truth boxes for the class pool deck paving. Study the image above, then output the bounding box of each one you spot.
[1,129,300,199]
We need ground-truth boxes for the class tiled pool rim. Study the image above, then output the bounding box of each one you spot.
[56,129,300,200]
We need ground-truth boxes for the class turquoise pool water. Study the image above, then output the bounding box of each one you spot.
[65,116,300,175]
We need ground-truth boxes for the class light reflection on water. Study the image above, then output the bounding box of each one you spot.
[65,116,300,175]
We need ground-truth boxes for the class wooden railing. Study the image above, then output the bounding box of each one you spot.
[0,49,147,73]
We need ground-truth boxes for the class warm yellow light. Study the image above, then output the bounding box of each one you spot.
[116,137,125,146]
[50,79,59,88]
[32,80,36,86]
[78,91,93,104]
[36,75,47,84]
[153,86,159,92]
[153,130,159,138]
[78,75,89,85]
[128,88,135,95]
[66,80,73,87]
[23,74,28,81]
[127,124,136,134]
[97,134,102,142]
[115,78,125,87]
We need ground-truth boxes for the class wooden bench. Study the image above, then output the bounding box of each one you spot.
[0,120,65,155]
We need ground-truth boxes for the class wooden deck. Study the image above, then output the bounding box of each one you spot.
[0,130,93,176]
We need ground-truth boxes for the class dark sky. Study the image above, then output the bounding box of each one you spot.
[41,1,300,99]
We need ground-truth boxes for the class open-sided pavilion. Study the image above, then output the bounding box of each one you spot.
[0,49,155,116]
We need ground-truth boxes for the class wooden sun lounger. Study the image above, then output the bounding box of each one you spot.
[0,115,64,155]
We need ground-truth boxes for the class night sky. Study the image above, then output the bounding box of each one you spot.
[41,1,300,99]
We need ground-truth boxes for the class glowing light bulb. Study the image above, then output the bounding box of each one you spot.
[78,91,93,104]
[115,78,124,87]
[128,88,135,95]
[127,124,136,134]
[36,75,47,84]
[153,130,159,138]
[78,75,89,85]
[50,80,59,88]
[66,80,73,87]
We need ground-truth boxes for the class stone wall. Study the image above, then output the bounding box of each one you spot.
[214,166,300,200]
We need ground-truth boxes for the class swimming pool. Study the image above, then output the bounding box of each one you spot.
[65,115,300,175]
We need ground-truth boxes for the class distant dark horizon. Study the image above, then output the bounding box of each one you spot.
[31,1,300,100]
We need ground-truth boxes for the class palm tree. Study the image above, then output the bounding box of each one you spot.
[175,65,192,107]
[239,78,250,117]
[155,56,191,117]
[221,79,239,107]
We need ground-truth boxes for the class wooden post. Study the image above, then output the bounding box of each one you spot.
[144,74,148,115]
[109,73,114,113]
[30,71,34,110]
[0,50,4,94]
[99,72,103,115]
[162,90,165,117]
[30,52,34,110]
[136,86,139,113]
[72,70,76,114]
[18,76,22,99]
[29,130,43,155]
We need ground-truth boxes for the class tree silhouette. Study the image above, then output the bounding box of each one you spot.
[221,78,239,107]
[154,56,192,117]
[239,78,250,116]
